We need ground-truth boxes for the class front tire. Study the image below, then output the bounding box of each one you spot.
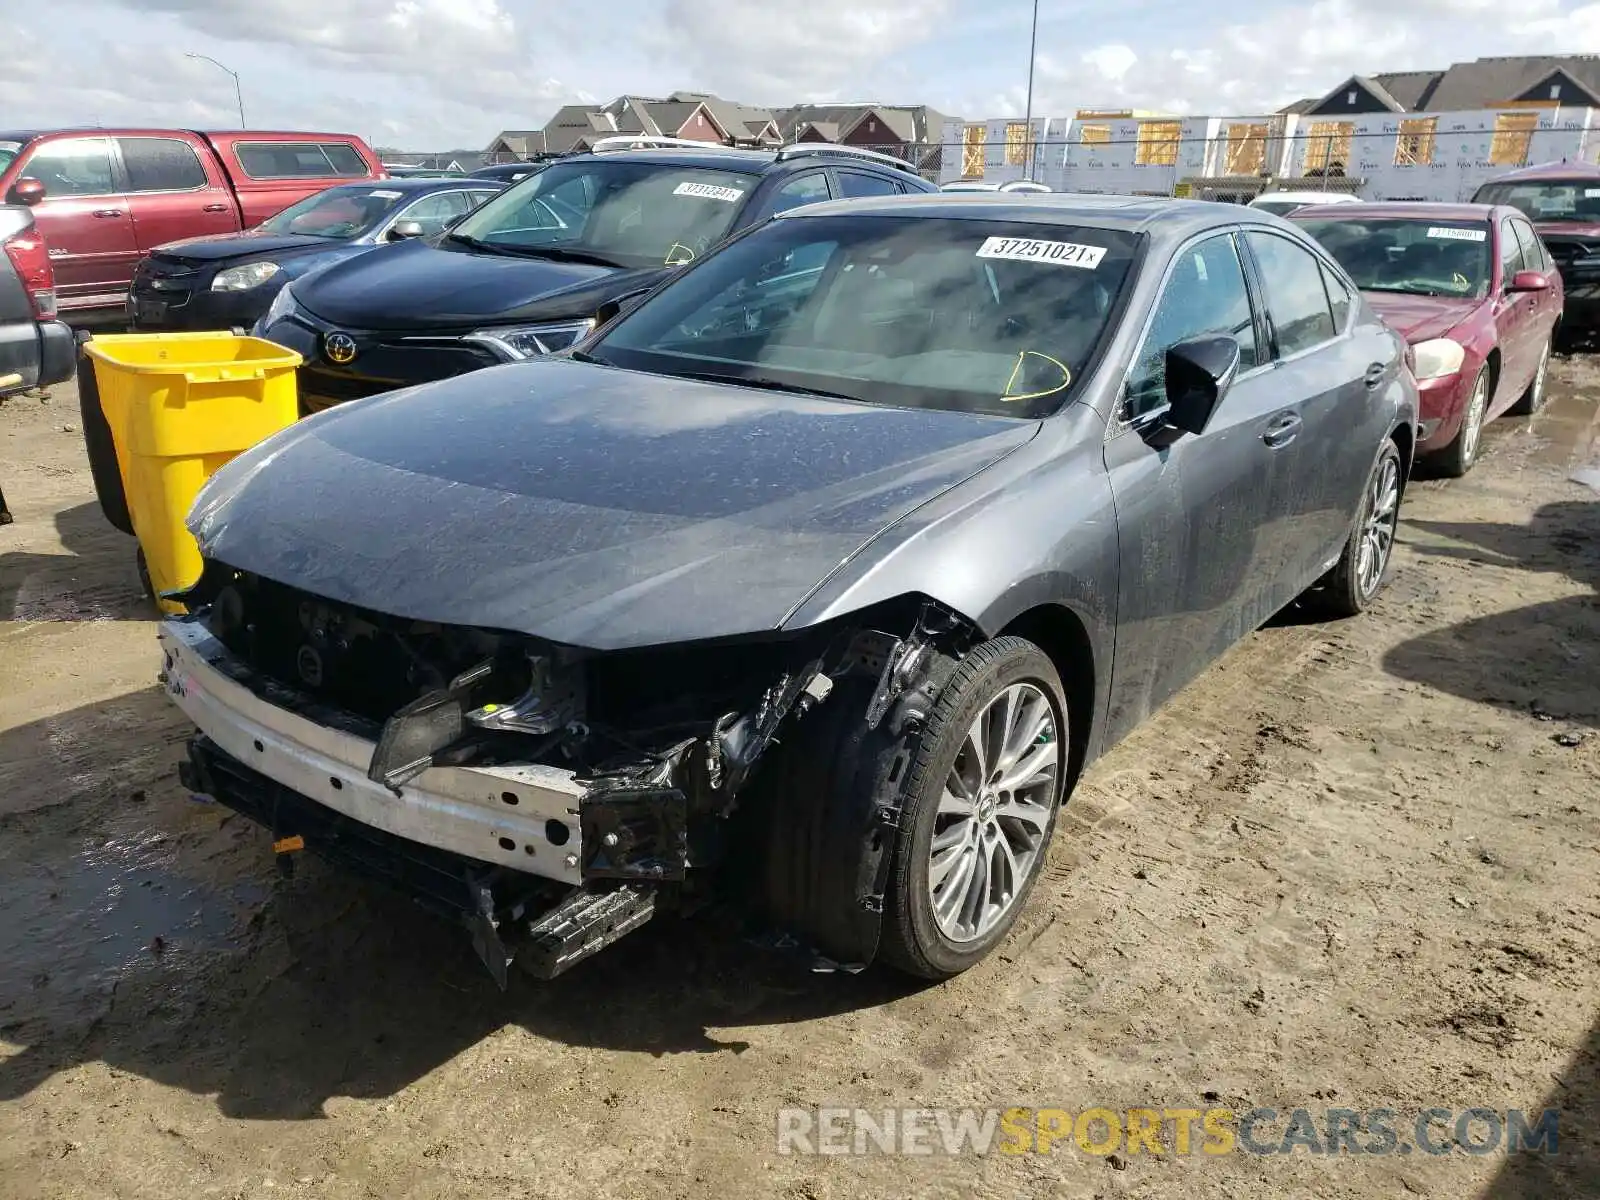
[1432,365,1488,479]
[1316,440,1402,618]
[879,637,1067,979]
[1506,336,1550,416]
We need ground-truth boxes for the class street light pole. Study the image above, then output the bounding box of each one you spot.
[186,53,246,128]
[1022,0,1040,176]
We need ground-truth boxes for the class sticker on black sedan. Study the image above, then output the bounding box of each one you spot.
[1426,226,1486,242]
[673,182,744,203]
[976,237,1106,269]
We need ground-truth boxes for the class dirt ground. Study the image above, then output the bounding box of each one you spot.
[1,361,1597,1200]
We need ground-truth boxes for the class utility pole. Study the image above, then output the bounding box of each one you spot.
[1022,0,1040,175]
[186,53,247,128]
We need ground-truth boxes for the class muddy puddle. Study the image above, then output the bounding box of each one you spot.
[0,812,266,1029]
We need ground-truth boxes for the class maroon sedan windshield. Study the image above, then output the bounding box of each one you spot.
[1297,218,1491,299]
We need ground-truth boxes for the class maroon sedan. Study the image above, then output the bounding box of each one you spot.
[1473,161,1600,337]
[1292,202,1562,476]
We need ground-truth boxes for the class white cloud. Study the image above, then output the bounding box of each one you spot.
[7,0,1600,149]
[656,0,953,100]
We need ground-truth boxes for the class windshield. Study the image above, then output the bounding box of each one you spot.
[1473,178,1600,223]
[1295,217,1492,299]
[447,160,758,268]
[1250,199,1304,217]
[0,141,20,174]
[585,214,1139,418]
[257,185,409,239]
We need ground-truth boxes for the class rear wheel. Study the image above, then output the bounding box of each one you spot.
[1432,366,1489,479]
[1507,336,1550,416]
[879,637,1067,979]
[1315,441,1402,618]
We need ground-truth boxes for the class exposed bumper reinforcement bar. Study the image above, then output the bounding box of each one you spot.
[181,735,657,984]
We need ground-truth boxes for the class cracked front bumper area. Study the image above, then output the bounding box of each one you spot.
[160,616,668,982]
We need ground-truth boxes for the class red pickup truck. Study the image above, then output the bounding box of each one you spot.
[0,129,385,315]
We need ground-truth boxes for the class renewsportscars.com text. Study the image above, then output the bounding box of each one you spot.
[775,1105,1560,1157]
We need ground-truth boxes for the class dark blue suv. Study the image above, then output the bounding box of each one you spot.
[254,139,938,411]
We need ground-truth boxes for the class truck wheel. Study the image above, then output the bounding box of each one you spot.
[877,636,1067,979]
[78,350,134,536]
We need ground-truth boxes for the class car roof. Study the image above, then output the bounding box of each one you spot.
[340,177,502,193]
[1255,190,1359,202]
[775,191,1287,238]
[1291,201,1496,222]
[1482,159,1600,183]
[558,145,930,184]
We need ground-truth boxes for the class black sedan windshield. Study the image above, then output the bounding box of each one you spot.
[1473,178,1600,223]
[447,160,758,269]
[587,214,1138,417]
[1297,217,1491,298]
[258,185,407,239]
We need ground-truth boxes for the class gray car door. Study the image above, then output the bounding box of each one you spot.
[1101,230,1288,740]
[1241,229,1386,597]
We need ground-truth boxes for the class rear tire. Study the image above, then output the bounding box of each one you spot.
[1506,336,1550,416]
[1315,440,1402,619]
[78,350,134,536]
[1431,366,1488,479]
[878,637,1068,979]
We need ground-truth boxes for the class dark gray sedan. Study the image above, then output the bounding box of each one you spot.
[159,194,1419,984]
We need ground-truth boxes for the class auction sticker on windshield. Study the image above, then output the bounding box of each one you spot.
[370,190,403,199]
[674,182,744,203]
[977,237,1106,269]
[1426,226,1486,242]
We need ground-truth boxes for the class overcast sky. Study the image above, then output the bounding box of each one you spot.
[3,0,1598,149]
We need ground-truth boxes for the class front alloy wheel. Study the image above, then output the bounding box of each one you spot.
[928,682,1058,942]
[881,636,1068,978]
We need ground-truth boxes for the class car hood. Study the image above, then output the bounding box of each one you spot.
[152,231,345,263]
[1363,292,1481,343]
[1532,218,1600,239]
[189,358,1038,650]
[291,237,665,331]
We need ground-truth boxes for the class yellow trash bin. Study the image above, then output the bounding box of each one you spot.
[84,332,302,613]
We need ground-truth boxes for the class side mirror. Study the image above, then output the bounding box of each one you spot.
[1508,269,1550,292]
[8,178,45,206]
[1164,335,1241,436]
[386,220,425,242]
[593,289,650,329]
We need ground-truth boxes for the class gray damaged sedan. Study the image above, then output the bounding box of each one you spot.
[160,194,1419,985]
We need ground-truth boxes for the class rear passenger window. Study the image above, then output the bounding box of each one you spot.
[1245,232,1336,357]
[235,142,367,179]
[836,171,899,198]
[1320,263,1353,331]
[1126,233,1258,417]
[119,138,207,192]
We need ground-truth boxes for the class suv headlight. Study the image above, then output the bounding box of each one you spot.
[1409,337,1465,381]
[463,319,596,361]
[212,261,282,292]
[258,280,298,329]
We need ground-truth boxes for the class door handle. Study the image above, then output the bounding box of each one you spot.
[1262,412,1302,449]
[91,208,123,218]
[202,203,229,212]
[1364,362,1385,390]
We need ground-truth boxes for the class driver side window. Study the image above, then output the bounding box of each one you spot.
[1125,234,1258,418]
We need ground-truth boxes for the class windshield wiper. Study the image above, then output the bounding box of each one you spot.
[667,368,859,401]
[507,245,627,268]
[445,232,516,256]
